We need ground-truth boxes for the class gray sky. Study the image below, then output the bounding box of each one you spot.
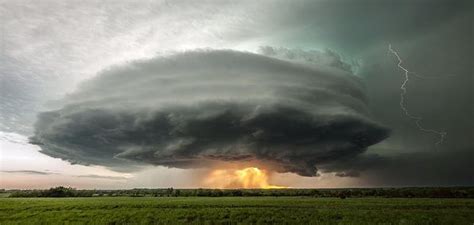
[1,0,472,189]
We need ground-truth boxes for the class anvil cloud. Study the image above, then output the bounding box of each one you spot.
[30,50,389,176]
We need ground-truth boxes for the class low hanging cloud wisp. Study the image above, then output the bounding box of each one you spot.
[30,50,389,176]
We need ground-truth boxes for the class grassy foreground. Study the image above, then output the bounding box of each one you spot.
[0,197,473,225]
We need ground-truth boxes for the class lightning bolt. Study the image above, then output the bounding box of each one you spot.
[388,44,447,146]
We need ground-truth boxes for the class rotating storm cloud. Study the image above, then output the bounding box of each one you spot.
[2,0,472,189]
[30,50,389,177]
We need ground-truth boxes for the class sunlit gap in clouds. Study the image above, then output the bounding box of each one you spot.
[204,167,286,189]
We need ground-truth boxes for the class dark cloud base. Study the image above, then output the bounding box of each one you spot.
[31,50,389,176]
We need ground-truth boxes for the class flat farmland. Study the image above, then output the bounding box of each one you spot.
[0,197,473,225]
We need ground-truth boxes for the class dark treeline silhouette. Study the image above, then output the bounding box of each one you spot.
[5,186,474,198]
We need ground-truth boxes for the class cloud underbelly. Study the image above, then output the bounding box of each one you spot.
[31,50,389,176]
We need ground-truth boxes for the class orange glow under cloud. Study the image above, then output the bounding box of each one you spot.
[204,167,286,189]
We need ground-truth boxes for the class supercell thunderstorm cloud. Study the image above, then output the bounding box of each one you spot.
[30,50,389,176]
[1,0,472,189]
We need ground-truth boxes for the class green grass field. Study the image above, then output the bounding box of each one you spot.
[0,197,473,225]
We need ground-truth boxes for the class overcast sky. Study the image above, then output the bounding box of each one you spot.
[1,0,472,189]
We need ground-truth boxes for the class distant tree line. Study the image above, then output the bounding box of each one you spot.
[5,186,474,198]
